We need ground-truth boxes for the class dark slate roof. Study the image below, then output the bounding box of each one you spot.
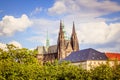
[64,48,107,62]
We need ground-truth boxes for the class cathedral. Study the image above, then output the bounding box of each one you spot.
[36,20,120,70]
[36,21,79,63]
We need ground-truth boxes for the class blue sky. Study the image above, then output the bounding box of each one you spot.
[0,0,120,52]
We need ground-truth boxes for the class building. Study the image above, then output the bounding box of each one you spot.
[36,20,120,69]
[64,48,120,70]
[36,20,79,63]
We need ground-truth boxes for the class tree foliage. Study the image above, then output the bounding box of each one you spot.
[0,45,120,80]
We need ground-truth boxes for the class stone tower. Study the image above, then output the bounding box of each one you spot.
[57,20,65,60]
[57,21,79,60]
[71,22,79,51]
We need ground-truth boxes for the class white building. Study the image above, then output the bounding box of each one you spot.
[64,48,120,70]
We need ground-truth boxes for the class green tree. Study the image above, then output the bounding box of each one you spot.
[91,64,113,80]
[113,64,120,80]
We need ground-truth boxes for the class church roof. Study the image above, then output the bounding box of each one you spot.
[64,48,107,62]
[37,46,47,54]
[48,45,57,53]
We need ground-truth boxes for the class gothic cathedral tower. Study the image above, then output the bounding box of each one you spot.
[57,21,79,60]
[57,20,65,60]
[71,22,79,51]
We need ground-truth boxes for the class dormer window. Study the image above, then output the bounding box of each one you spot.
[92,57,95,59]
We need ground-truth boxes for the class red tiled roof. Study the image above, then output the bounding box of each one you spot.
[105,52,120,60]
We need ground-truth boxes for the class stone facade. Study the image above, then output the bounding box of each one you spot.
[36,21,79,63]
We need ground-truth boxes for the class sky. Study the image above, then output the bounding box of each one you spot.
[0,0,120,52]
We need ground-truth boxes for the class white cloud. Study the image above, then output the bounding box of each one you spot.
[31,0,120,52]
[97,44,120,53]
[0,14,33,36]
[0,41,22,50]
[77,22,119,44]
[9,41,22,48]
[75,22,120,52]
[48,1,67,14]
[48,0,120,17]
[30,7,42,16]
[0,43,7,50]
[31,17,120,52]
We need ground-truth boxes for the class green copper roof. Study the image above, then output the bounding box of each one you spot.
[46,30,50,48]
[62,21,70,40]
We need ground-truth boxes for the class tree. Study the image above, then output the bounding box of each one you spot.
[113,64,120,80]
[91,64,113,80]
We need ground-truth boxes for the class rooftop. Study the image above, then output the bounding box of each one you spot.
[64,48,107,62]
[105,52,120,60]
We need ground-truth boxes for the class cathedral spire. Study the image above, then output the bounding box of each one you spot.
[60,20,63,33]
[57,20,65,59]
[72,21,76,34]
[71,21,79,51]
[46,29,50,49]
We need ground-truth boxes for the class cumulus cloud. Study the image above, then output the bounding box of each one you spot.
[0,41,22,50]
[0,43,7,50]
[31,18,120,52]
[9,41,22,48]
[48,0,120,17]
[48,1,67,14]
[0,14,32,36]
[30,0,120,52]
[77,22,120,44]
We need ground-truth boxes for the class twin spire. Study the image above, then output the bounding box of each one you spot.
[57,20,79,59]
[46,20,79,52]
[59,20,77,40]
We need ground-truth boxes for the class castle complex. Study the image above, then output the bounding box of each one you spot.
[36,20,120,70]
[36,21,79,63]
